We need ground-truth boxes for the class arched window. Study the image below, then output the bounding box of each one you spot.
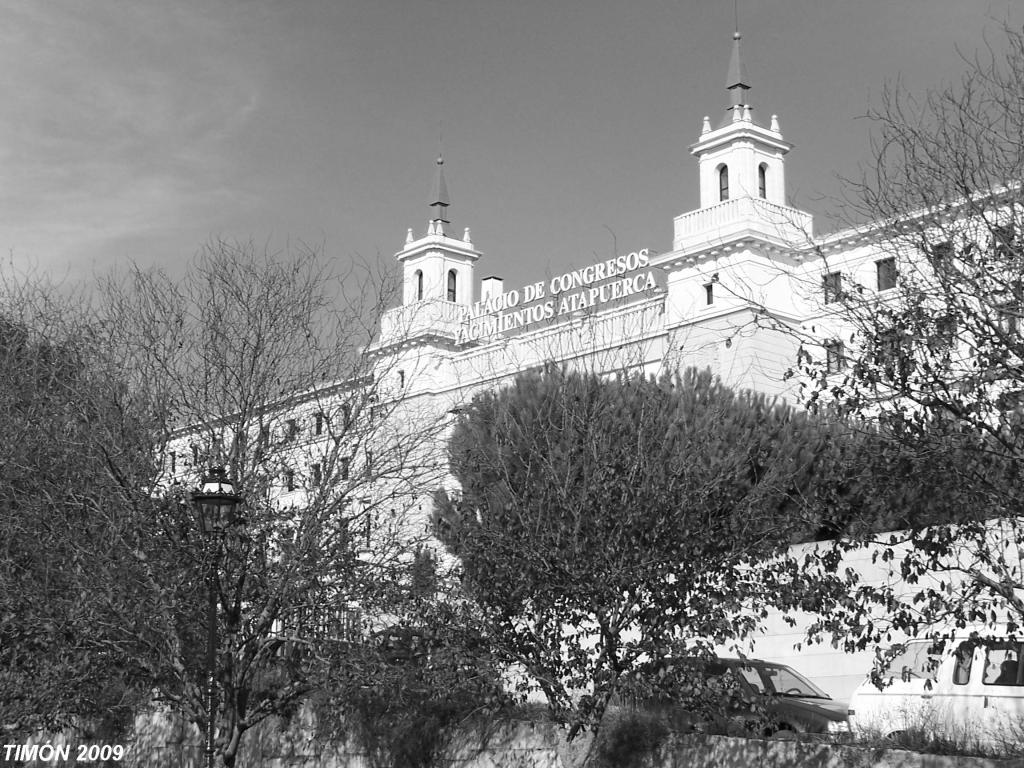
[758,164,767,199]
[414,269,423,300]
[447,269,457,302]
[718,165,729,202]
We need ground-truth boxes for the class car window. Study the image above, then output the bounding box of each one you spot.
[735,665,766,693]
[984,643,1022,686]
[761,664,829,698]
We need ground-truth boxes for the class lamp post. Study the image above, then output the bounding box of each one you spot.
[191,467,243,768]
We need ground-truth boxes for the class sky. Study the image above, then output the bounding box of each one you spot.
[0,0,1021,297]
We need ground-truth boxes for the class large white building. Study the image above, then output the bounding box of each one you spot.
[355,31,917,701]
[167,31,937,705]
[369,30,886,437]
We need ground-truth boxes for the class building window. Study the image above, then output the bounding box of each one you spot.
[992,224,1016,260]
[718,165,729,202]
[824,340,847,374]
[398,369,405,389]
[169,451,177,474]
[342,403,352,431]
[876,257,897,291]
[929,241,953,269]
[758,163,767,199]
[284,469,295,492]
[996,389,1024,412]
[822,272,842,304]
[315,412,324,436]
[997,302,1022,336]
[415,269,423,300]
[447,269,457,302]
[340,456,350,481]
[704,283,714,305]
[930,315,958,353]
[311,463,322,488]
[875,328,911,380]
[365,449,374,478]
[285,418,299,442]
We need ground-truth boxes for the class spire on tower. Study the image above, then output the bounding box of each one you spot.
[429,155,450,232]
[726,31,749,109]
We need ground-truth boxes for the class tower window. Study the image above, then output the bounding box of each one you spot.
[415,270,423,300]
[758,164,767,199]
[718,165,729,202]
[704,283,714,305]
[447,269,457,302]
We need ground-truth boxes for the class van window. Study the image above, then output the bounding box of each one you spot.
[952,642,973,686]
[886,640,941,680]
[984,643,1022,686]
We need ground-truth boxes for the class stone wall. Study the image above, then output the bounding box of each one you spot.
[14,712,1018,768]
[13,702,1024,768]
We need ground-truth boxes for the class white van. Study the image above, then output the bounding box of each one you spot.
[848,637,1024,748]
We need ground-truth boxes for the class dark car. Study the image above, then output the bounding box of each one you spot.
[647,657,848,736]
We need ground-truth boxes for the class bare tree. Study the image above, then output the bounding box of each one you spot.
[62,240,452,765]
[793,24,1024,656]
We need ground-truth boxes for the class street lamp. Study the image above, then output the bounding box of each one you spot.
[191,467,242,768]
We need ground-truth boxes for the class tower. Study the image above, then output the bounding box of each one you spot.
[650,28,813,397]
[691,32,792,210]
[397,155,480,307]
[375,155,482,350]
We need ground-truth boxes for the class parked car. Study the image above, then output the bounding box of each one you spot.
[848,636,1024,747]
[636,657,848,736]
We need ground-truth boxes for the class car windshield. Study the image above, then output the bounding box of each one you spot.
[758,664,830,699]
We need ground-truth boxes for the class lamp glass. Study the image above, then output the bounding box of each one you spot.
[192,468,242,535]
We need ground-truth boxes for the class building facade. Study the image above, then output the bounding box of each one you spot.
[168,32,937,704]
[358,30,968,702]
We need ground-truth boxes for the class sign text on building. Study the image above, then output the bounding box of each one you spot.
[459,249,656,343]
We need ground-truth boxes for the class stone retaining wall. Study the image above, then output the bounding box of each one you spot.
[12,714,1022,768]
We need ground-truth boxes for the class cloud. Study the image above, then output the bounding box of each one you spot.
[0,2,262,276]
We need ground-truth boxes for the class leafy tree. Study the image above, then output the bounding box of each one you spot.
[794,23,1024,657]
[0,280,159,733]
[433,366,856,736]
[315,556,510,768]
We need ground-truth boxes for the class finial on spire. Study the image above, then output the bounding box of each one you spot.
[429,154,450,231]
